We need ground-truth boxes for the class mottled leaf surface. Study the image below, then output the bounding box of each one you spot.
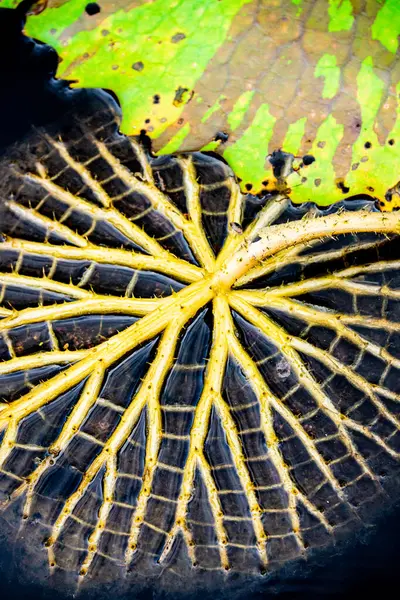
[2,0,400,206]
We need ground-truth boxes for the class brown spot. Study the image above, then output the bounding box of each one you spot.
[351,162,359,171]
[101,29,110,36]
[317,141,326,148]
[360,156,369,163]
[314,178,321,187]
[301,177,307,183]
[132,61,144,71]
[173,87,194,107]
[367,186,375,192]
[171,32,186,43]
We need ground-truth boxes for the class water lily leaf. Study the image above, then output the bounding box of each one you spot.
[0,92,399,591]
[2,0,400,206]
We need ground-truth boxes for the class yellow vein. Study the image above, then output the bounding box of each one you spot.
[0,278,213,429]
[0,296,163,332]
[44,137,112,208]
[291,338,400,457]
[78,454,118,578]
[94,140,214,269]
[2,239,203,283]
[217,195,289,268]
[237,293,400,366]
[19,364,105,518]
[214,392,268,565]
[47,319,187,564]
[235,239,380,288]
[125,320,185,566]
[218,211,400,289]
[127,138,154,183]
[225,315,327,540]
[177,157,215,271]
[158,296,229,569]
[261,276,400,300]
[0,272,96,301]
[0,419,18,473]
[24,172,168,258]
[229,296,379,483]
[5,200,87,247]
[0,350,88,376]
[225,306,352,507]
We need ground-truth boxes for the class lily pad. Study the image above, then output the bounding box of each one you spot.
[0,91,399,591]
[1,0,400,205]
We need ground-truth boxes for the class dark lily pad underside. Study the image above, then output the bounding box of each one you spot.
[0,91,399,593]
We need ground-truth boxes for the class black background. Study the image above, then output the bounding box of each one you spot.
[0,3,400,598]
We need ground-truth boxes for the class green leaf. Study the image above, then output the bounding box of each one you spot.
[3,0,400,205]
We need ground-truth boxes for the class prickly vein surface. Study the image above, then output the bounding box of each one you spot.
[0,94,400,590]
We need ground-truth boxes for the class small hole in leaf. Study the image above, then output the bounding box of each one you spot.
[214,131,229,143]
[145,119,150,124]
[85,2,100,15]
[337,180,350,193]
[389,139,395,146]
[302,154,315,166]
[153,94,160,104]
[245,183,253,191]
[262,180,268,186]
[364,141,372,149]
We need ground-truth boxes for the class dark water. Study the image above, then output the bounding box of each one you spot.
[0,5,400,599]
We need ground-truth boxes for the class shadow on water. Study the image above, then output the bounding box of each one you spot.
[0,4,400,598]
